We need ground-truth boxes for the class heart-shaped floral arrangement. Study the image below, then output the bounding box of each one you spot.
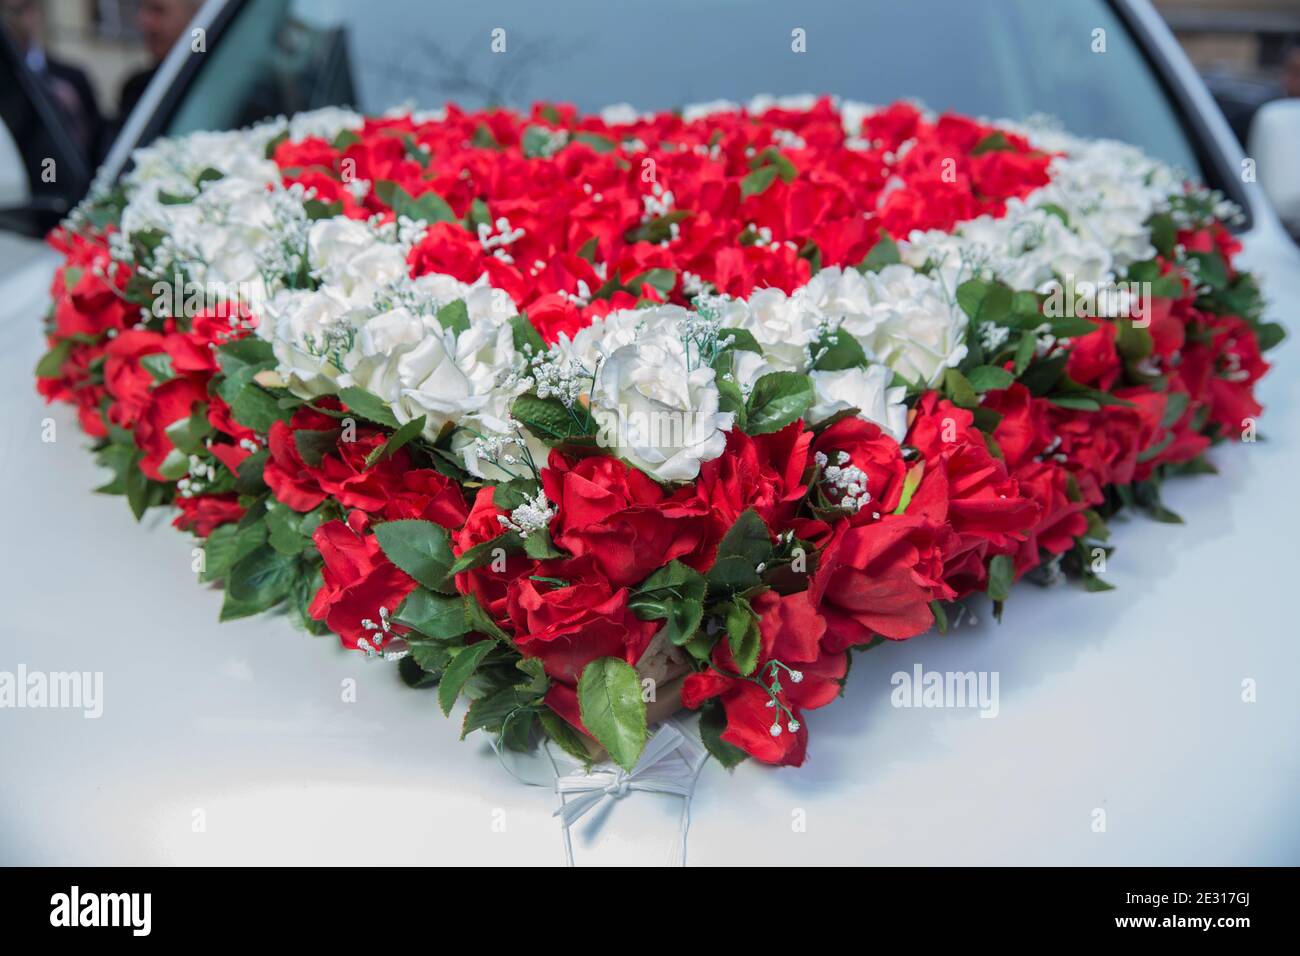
[35,96,1279,770]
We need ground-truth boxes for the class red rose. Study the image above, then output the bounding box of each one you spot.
[1192,315,1268,436]
[1065,320,1121,391]
[523,293,586,344]
[163,310,251,377]
[103,330,167,428]
[681,590,846,766]
[808,515,955,651]
[453,487,537,626]
[504,554,658,684]
[690,423,826,560]
[134,375,208,481]
[983,385,1090,573]
[905,392,1039,593]
[308,511,419,651]
[407,222,486,283]
[382,469,468,528]
[810,417,908,521]
[541,451,706,588]
[263,406,423,516]
[173,494,245,537]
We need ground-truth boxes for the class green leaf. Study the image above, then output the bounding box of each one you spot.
[745,371,814,434]
[198,522,246,581]
[233,448,269,493]
[399,652,443,686]
[364,415,426,467]
[577,657,647,772]
[539,709,594,768]
[572,131,617,153]
[124,455,166,520]
[163,404,212,456]
[625,267,677,297]
[1254,321,1285,352]
[394,587,470,639]
[34,339,73,379]
[1115,319,1154,362]
[1013,332,1036,375]
[438,641,497,716]
[436,299,470,336]
[740,164,780,198]
[858,231,901,273]
[465,593,512,643]
[510,312,546,356]
[965,365,1015,393]
[523,528,565,560]
[987,553,1015,603]
[699,700,747,769]
[293,428,339,467]
[1019,353,1069,396]
[373,180,455,225]
[338,386,400,428]
[230,384,288,433]
[140,352,175,383]
[373,519,456,593]
[725,599,761,676]
[971,131,1014,154]
[812,327,868,371]
[511,393,595,443]
[957,279,1013,326]
[943,368,979,408]
[706,509,773,593]
[1049,395,1101,412]
[215,337,276,404]
[461,686,535,739]
[715,509,773,567]
[448,532,523,575]
[628,560,707,645]
[265,504,308,555]
[227,545,296,612]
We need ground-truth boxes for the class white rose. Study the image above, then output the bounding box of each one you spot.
[387,331,486,433]
[858,265,968,387]
[451,411,550,482]
[808,364,908,441]
[726,348,777,398]
[387,319,521,439]
[590,320,733,482]
[711,288,819,373]
[794,266,887,340]
[455,319,525,414]
[288,106,364,143]
[263,287,361,398]
[346,306,430,402]
[557,305,666,374]
[307,219,408,304]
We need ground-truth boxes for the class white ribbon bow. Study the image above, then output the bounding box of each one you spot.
[551,721,709,865]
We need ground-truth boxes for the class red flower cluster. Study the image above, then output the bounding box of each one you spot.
[274,98,1049,341]
[32,100,1276,772]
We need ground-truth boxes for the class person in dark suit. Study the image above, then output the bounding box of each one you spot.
[1,0,103,163]
[116,0,200,121]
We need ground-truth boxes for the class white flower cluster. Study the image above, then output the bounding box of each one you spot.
[101,100,1192,485]
[900,114,1189,306]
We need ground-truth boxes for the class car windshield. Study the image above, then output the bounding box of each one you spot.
[163,0,1202,177]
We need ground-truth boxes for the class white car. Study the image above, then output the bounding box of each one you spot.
[1,0,1297,865]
